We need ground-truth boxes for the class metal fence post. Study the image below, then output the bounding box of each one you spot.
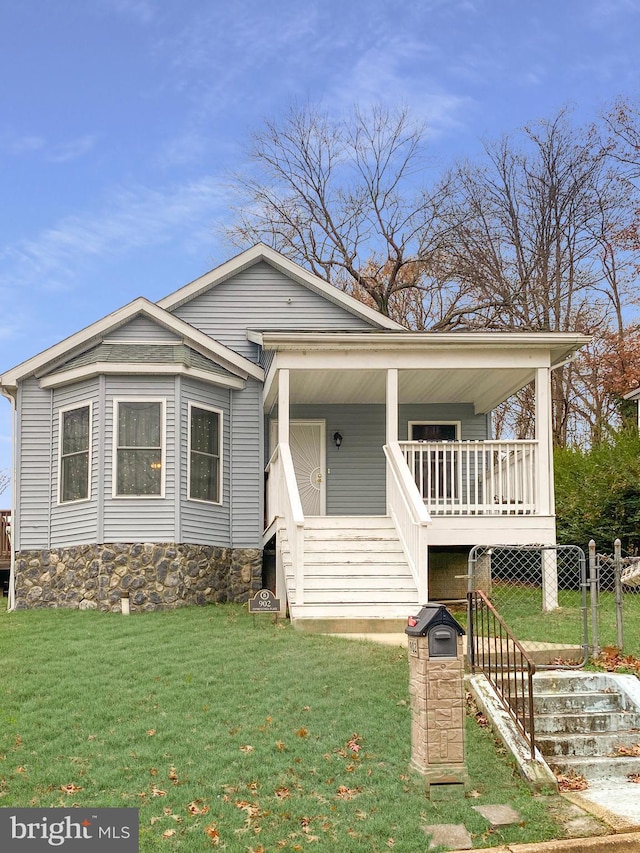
[614,538,624,652]
[589,540,599,658]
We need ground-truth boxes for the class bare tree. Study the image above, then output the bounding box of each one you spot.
[227,104,461,320]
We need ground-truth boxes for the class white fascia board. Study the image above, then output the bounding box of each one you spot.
[623,386,640,400]
[39,363,246,391]
[1,296,263,388]
[259,330,591,359]
[157,243,404,331]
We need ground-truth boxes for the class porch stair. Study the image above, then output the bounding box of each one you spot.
[516,672,640,783]
[281,515,420,630]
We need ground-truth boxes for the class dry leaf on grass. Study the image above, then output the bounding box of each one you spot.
[205,824,221,845]
[59,783,82,794]
[336,785,362,800]
[240,745,254,753]
[151,786,167,797]
[188,800,210,815]
[162,829,176,838]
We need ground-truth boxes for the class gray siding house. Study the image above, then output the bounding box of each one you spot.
[0,245,588,626]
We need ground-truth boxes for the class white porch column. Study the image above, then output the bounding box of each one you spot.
[278,369,290,446]
[386,368,398,444]
[534,366,553,518]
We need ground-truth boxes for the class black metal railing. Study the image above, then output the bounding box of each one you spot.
[467,590,537,760]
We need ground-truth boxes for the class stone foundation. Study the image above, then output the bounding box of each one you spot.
[13,543,263,612]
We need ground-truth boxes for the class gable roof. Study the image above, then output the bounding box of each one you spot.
[157,243,405,331]
[624,386,640,401]
[0,297,263,393]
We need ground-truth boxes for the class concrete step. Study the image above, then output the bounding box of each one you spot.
[528,691,626,715]
[546,753,640,781]
[536,729,640,758]
[534,710,640,734]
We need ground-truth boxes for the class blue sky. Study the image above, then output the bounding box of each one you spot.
[1,0,639,494]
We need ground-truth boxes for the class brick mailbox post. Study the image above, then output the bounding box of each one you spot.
[405,604,468,796]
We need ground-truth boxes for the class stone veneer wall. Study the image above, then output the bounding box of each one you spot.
[13,543,263,611]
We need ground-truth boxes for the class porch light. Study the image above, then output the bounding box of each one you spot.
[150,461,162,470]
[333,431,343,449]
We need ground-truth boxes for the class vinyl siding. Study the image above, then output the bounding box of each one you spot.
[17,379,54,549]
[180,378,230,546]
[269,403,488,516]
[102,376,177,542]
[231,379,263,548]
[172,262,376,362]
[50,380,100,546]
[105,315,182,342]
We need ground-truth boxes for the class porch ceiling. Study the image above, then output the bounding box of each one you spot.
[282,366,534,413]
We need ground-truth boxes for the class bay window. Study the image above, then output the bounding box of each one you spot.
[188,403,221,503]
[59,403,91,503]
[115,400,164,496]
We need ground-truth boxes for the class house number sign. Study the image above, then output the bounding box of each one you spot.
[249,589,281,613]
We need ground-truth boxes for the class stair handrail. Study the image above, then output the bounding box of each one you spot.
[467,589,537,760]
[266,443,305,605]
[384,443,431,602]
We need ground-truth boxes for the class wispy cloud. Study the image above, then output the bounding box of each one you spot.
[0,177,228,294]
[0,130,98,163]
[94,0,157,25]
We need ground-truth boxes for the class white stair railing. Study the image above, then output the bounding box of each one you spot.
[384,443,431,603]
[265,444,305,605]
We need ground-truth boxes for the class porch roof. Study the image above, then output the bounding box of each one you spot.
[260,330,590,414]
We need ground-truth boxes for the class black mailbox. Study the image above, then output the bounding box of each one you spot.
[405,604,465,657]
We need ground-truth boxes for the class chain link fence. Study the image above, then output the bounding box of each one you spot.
[593,540,640,657]
[468,544,589,668]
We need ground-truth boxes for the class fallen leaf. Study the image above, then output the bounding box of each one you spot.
[162,829,175,838]
[60,783,82,794]
[205,824,221,845]
[16,766,28,775]
[628,774,640,784]
[613,743,640,757]
[296,728,308,738]
[554,770,589,791]
[275,786,290,799]
[169,766,179,783]
[151,786,167,797]
[336,785,361,800]
[147,730,157,736]
[240,745,255,753]
[188,800,210,815]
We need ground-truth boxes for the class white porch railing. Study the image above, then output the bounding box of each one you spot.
[399,440,538,516]
[384,443,431,602]
[265,444,305,604]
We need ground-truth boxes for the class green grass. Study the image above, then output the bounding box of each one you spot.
[0,605,592,851]
[481,585,640,656]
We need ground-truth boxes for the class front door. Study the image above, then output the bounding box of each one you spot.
[271,420,326,516]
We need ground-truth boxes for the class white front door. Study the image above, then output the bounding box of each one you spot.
[271,420,326,516]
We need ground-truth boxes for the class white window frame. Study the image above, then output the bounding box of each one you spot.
[113,398,166,499]
[58,401,93,505]
[408,420,461,441]
[187,401,223,505]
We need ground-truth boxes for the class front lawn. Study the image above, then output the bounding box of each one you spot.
[0,605,595,851]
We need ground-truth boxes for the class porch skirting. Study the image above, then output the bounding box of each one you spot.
[12,543,263,611]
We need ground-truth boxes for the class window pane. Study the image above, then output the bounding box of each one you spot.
[412,424,457,441]
[190,454,219,502]
[117,449,162,495]
[191,407,218,454]
[61,454,89,502]
[118,402,161,447]
[63,407,89,454]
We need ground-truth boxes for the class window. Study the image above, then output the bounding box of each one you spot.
[59,404,91,503]
[410,422,459,441]
[115,400,164,496]
[188,403,221,503]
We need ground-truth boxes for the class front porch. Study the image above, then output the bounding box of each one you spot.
[258,330,586,625]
